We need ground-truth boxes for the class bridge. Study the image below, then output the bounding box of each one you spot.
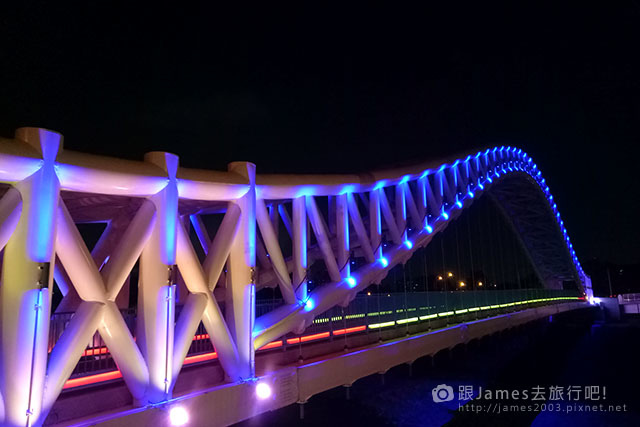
[0,127,592,426]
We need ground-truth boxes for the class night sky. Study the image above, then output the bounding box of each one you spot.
[1,3,638,265]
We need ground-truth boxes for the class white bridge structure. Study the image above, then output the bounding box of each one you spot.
[0,128,591,426]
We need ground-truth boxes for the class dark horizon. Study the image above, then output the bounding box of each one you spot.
[1,2,638,265]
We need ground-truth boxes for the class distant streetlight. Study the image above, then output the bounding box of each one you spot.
[459,281,465,287]
[478,281,483,287]
[447,272,454,277]
[437,275,443,281]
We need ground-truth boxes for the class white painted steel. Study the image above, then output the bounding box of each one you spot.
[0,128,589,426]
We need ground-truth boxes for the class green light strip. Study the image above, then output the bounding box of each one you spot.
[368,321,396,329]
[365,296,580,331]
[396,317,419,324]
[420,314,438,320]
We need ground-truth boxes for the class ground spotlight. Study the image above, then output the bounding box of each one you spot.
[169,406,189,426]
[256,382,272,400]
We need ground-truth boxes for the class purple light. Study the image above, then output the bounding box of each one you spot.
[169,406,189,426]
[256,382,272,399]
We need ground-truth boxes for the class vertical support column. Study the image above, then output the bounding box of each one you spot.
[328,195,336,235]
[0,127,61,427]
[336,194,350,278]
[226,162,256,379]
[137,152,179,403]
[418,176,427,222]
[370,189,382,260]
[396,184,407,242]
[269,202,279,241]
[292,196,307,300]
[425,175,439,218]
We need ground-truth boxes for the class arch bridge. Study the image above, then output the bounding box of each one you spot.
[0,128,591,426]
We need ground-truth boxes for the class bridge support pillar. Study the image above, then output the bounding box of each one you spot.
[136,152,179,403]
[226,162,256,379]
[336,194,350,279]
[292,196,307,300]
[0,128,61,427]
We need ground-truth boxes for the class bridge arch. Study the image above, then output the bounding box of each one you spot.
[252,146,590,347]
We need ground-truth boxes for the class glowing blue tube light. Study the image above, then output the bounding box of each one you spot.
[379,257,389,267]
[345,276,357,288]
[304,298,315,311]
[404,240,413,249]
[425,224,433,234]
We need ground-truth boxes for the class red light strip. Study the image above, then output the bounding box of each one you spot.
[287,332,332,344]
[258,340,283,350]
[332,325,366,335]
[63,339,288,390]
[287,331,332,345]
[193,333,210,340]
[301,332,330,342]
[63,370,122,389]
[82,347,109,356]
[72,333,212,358]
[286,326,366,343]
[63,351,222,389]
[183,352,218,365]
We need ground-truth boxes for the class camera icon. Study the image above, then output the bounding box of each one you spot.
[432,384,454,403]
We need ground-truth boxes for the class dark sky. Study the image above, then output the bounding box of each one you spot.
[1,2,639,265]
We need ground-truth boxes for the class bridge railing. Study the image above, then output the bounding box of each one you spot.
[49,289,581,385]
[280,288,580,346]
[47,300,282,382]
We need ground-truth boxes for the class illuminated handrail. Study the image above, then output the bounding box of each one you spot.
[57,289,581,390]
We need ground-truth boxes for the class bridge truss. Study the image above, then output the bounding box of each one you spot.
[0,127,591,426]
